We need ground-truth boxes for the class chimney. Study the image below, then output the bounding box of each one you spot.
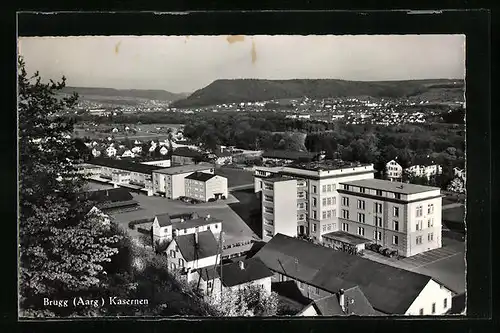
[339,289,345,313]
[194,232,199,245]
[238,261,245,270]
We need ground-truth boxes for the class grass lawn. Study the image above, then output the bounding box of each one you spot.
[215,166,255,188]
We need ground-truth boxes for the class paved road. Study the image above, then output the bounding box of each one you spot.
[110,193,260,243]
[362,237,465,294]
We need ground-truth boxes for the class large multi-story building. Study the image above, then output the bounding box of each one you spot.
[254,160,442,257]
[185,172,228,202]
[152,163,215,199]
[336,179,442,257]
[254,160,375,242]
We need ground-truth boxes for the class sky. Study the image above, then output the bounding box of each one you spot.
[18,35,465,94]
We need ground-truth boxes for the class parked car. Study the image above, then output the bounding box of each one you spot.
[372,244,382,253]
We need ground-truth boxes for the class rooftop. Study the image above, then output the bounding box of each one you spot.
[172,147,204,158]
[322,231,371,246]
[219,257,274,287]
[174,230,219,262]
[254,234,433,315]
[185,172,217,182]
[263,175,299,183]
[262,150,320,161]
[288,159,372,172]
[89,157,161,174]
[155,212,222,229]
[153,163,214,175]
[341,178,441,195]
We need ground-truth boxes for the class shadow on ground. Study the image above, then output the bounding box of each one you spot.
[228,188,262,239]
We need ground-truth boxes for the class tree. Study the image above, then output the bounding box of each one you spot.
[18,57,121,316]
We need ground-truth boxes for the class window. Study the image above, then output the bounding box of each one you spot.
[416,220,423,231]
[376,190,383,196]
[207,281,213,289]
[298,281,304,289]
[171,263,176,270]
[322,198,327,206]
[312,197,317,207]
[374,203,382,213]
[298,203,304,209]
[322,211,327,219]
[375,216,382,227]
[265,207,274,214]
[312,210,317,219]
[342,209,349,219]
[312,185,317,194]
[170,250,176,258]
[332,209,336,217]
[428,233,434,242]
[416,236,423,245]
[357,213,365,223]
[327,184,332,192]
[359,187,366,193]
[342,197,349,206]
[178,258,184,267]
[374,231,382,241]
[395,193,401,200]
[393,235,399,245]
[393,207,399,217]
[428,218,434,227]
[393,221,399,231]
[357,200,365,210]
[342,223,349,232]
[357,227,365,236]
[432,303,436,314]
[315,287,320,294]
[264,195,273,202]
[428,204,434,214]
[322,185,327,193]
[322,225,326,232]
[343,184,349,190]
[327,210,332,218]
[419,308,424,315]
[444,298,448,309]
[327,224,332,231]
[416,205,423,217]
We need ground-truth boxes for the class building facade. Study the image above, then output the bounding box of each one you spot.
[337,179,442,257]
[386,160,403,181]
[406,164,443,179]
[152,163,215,199]
[185,173,228,202]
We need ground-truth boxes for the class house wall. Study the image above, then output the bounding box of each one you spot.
[152,220,173,243]
[405,279,453,315]
[205,176,228,201]
[405,196,442,256]
[172,155,195,165]
[262,179,298,242]
[185,179,205,201]
[271,271,333,300]
[166,241,220,271]
[173,222,222,240]
[297,304,319,316]
[141,159,172,168]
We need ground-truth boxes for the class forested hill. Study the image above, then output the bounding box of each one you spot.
[60,87,188,101]
[172,79,464,108]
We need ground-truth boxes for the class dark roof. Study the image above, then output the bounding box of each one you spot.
[79,188,134,204]
[175,230,219,262]
[219,257,273,287]
[322,231,371,245]
[155,213,171,227]
[172,147,204,158]
[254,234,432,314]
[172,217,222,230]
[309,296,344,316]
[89,157,161,174]
[341,286,378,316]
[153,163,214,175]
[185,172,217,182]
[262,150,319,161]
[196,266,219,281]
[272,281,312,306]
[341,178,441,195]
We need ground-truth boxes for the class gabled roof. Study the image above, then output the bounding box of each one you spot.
[172,147,204,158]
[219,257,273,287]
[254,234,433,314]
[185,172,217,182]
[341,286,378,316]
[155,213,171,227]
[174,230,219,262]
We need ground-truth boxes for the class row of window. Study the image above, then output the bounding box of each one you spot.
[322,223,336,233]
[322,197,337,206]
[321,209,337,220]
[418,299,448,315]
[321,184,336,193]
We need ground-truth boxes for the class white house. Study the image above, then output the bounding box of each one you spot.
[131,146,142,154]
[134,139,142,145]
[149,145,157,153]
[121,150,135,158]
[184,172,228,202]
[165,230,220,272]
[406,164,442,179]
[105,146,117,157]
[385,159,403,181]
[160,146,169,156]
[112,128,119,133]
[91,148,102,157]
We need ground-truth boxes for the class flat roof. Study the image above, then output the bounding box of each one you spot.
[153,163,214,175]
[322,231,371,245]
[264,176,298,183]
[288,159,372,172]
[340,178,441,195]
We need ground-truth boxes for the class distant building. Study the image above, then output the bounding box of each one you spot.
[184,172,228,202]
[77,188,138,214]
[121,150,135,158]
[262,150,320,165]
[385,159,403,181]
[159,146,169,156]
[172,147,205,165]
[105,146,117,157]
[91,148,101,157]
[152,163,215,199]
[406,164,442,179]
[453,167,465,179]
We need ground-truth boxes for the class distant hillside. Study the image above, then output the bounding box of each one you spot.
[61,87,187,101]
[171,79,464,108]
